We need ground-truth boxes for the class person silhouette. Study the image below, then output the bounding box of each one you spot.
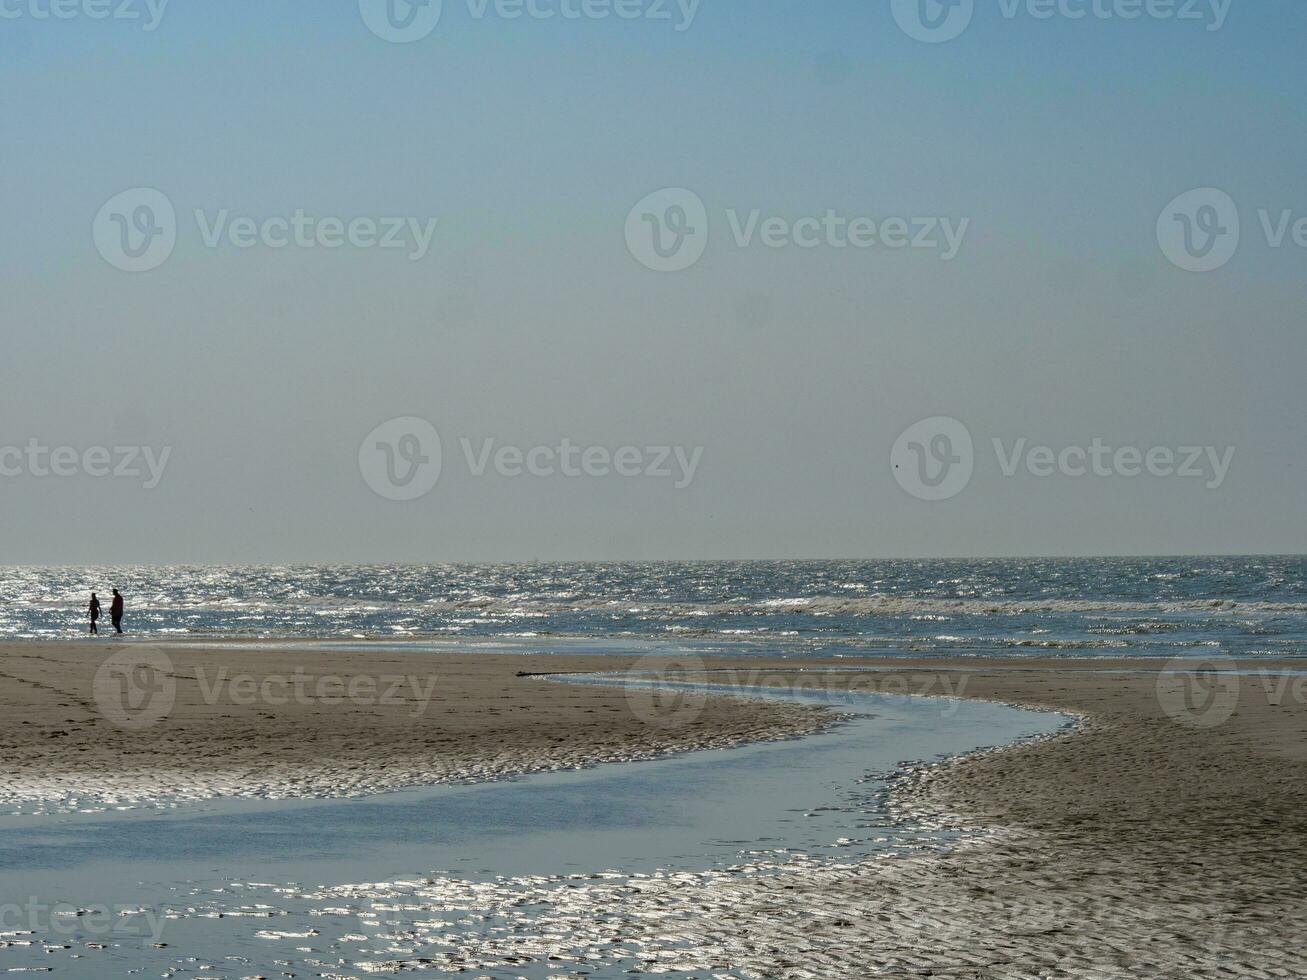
[110,589,125,635]
[88,592,101,635]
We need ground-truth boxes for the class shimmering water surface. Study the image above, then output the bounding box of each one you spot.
[0,560,1301,975]
[0,682,1068,978]
[1,558,1305,658]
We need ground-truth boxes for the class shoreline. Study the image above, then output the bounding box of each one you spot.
[2,639,1305,808]
[0,641,842,815]
[2,640,1306,974]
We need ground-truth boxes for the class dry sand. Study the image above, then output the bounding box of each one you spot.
[2,640,1306,976]
[0,640,833,812]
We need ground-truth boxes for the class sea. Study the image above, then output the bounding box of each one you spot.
[1,557,1303,659]
[2,559,1300,976]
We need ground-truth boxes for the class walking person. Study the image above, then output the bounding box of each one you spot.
[88,592,101,635]
[110,589,125,635]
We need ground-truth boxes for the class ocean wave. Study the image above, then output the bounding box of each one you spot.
[2,560,1304,655]
[731,596,1307,616]
[4,594,1307,617]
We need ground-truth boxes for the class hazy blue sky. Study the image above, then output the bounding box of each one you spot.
[1,0,1303,562]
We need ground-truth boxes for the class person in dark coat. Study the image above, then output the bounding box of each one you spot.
[110,589,125,634]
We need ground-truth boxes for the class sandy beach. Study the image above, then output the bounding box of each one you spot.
[631,659,1307,977]
[0,641,833,811]
[2,640,1306,976]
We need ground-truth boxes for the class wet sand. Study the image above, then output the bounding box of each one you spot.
[655,659,1307,977]
[2,640,1306,976]
[0,640,832,811]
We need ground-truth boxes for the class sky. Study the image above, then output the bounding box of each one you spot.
[1,0,1304,562]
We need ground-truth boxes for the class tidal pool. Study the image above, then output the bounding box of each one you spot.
[0,678,1069,978]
